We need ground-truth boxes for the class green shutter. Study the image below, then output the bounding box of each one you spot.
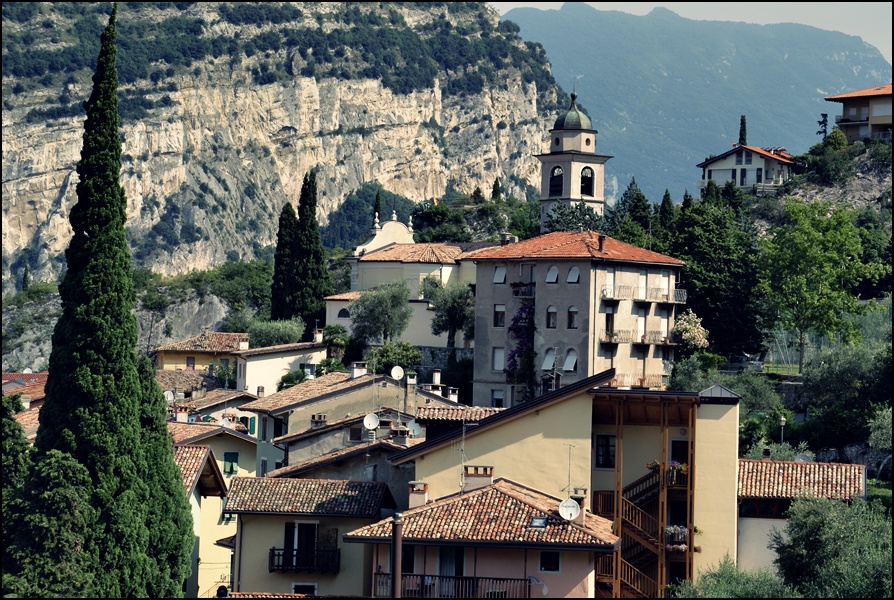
[249,416,256,435]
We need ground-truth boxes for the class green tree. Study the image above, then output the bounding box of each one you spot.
[668,554,800,598]
[323,324,349,360]
[277,369,308,391]
[270,201,300,321]
[606,177,651,234]
[23,6,160,595]
[427,280,475,347]
[869,406,892,452]
[543,200,606,233]
[369,341,423,375]
[137,355,193,597]
[347,281,413,346]
[743,441,814,462]
[491,177,502,201]
[2,393,31,581]
[294,171,333,337]
[760,198,873,372]
[21,264,31,291]
[771,496,892,598]
[738,114,747,146]
[248,317,305,348]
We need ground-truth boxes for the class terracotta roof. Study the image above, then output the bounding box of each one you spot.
[215,534,237,550]
[225,477,388,518]
[825,83,892,101]
[4,381,46,401]
[232,341,324,358]
[358,241,498,264]
[469,231,684,265]
[345,478,618,550]
[415,405,504,422]
[240,371,355,412]
[155,330,248,353]
[225,593,313,599]
[174,444,212,496]
[268,439,410,478]
[166,421,256,445]
[696,143,795,168]
[272,407,406,445]
[2,371,49,383]
[12,404,40,442]
[738,459,866,500]
[325,291,362,301]
[155,369,219,393]
[186,389,257,410]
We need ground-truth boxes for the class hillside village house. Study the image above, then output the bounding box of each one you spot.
[172,444,227,598]
[231,334,327,398]
[154,328,249,373]
[695,143,799,196]
[824,82,893,144]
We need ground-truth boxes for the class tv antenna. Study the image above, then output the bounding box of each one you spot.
[562,444,576,493]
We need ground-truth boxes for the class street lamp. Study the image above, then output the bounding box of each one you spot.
[779,416,787,444]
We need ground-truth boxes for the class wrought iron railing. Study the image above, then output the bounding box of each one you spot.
[268,547,340,574]
[372,573,530,598]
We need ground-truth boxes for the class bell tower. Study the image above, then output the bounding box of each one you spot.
[535,92,612,232]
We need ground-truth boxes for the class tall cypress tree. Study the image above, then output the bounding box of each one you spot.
[294,171,333,337]
[270,201,300,321]
[17,5,186,596]
[738,114,747,146]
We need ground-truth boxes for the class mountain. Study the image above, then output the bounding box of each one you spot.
[500,3,893,203]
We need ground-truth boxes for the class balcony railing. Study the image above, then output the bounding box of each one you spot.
[268,547,340,574]
[510,282,535,298]
[835,114,869,124]
[601,284,634,300]
[599,329,634,343]
[373,573,531,598]
[609,373,664,388]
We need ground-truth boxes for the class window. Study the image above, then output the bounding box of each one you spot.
[186,356,195,370]
[237,363,244,380]
[260,458,268,477]
[261,416,268,441]
[566,266,580,283]
[567,306,578,329]
[493,265,507,284]
[221,497,235,524]
[745,151,753,165]
[223,451,239,476]
[594,434,615,469]
[493,304,505,328]
[563,349,578,372]
[539,551,561,573]
[293,584,317,595]
[337,308,350,319]
[541,348,556,371]
[349,426,363,442]
[580,167,594,196]
[492,347,505,371]
[546,306,557,329]
[756,168,763,183]
[740,168,746,186]
[707,169,713,181]
[491,389,504,408]
[735,152,743,165]
[549,166,564,196]
[402,546,416,575]
[545,265,559,283]
[730,169,736,181]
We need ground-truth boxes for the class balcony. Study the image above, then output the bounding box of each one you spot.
[373,573,531,598]
[609,373,664,389]
[599,329,634,344]
[510,282,535,298]
[268,547,340,574]
[601,285,632,301]
[835,114,869,124]
[650,287,687,303]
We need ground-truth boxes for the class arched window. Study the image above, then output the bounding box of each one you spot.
[542,348,556,371]
[580,167,594,196]
[549,166,564,197]
[337,308,350,319]
[563,349,578,372]
[546,306,557,329]
[567,266,580,283]
[545,265,559,283]
[567,306,579,329]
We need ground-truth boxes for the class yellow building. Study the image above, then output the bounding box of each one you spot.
[155,329,249,373]
[825,83,892,144]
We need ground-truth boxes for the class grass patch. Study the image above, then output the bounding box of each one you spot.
[867,478,892,512]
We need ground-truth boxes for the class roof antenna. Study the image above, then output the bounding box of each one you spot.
[562,444,576,493]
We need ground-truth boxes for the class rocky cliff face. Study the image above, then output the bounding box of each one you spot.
[2,2,553,295]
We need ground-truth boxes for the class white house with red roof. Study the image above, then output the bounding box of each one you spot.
[695,143,799,195]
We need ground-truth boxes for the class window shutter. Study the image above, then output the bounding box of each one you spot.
[249,416,256,435]
[284,522,296,568]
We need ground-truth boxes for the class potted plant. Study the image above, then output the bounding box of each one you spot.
[646,459,660,472]
[668,460,689,484]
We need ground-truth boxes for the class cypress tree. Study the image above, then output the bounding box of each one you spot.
[738,114,747,146]
[17,5,185,596]
[294,171,333,337]
[270,201,300,321]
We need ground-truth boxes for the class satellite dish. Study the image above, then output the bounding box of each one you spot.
[22,368,33,374]
[794,453,813,462]
[363,413,380,430]
[390,365,405,381]
[558,497,581,521]
[406,419,424,437]
[164,390,175,404]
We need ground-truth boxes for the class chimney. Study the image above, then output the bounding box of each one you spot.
[175,387,185,401]
[408,481,429,508]
[432,369,441,386]
[762,448,772,460]
[20,395,31,410]
[500,233,511,246]
[463,465,494,491]
[256,386,265,398]
[407,371,417,393]
[598,234,605,253]
[571,486,589,525]
[351,362,368,379]
[239,340,249,350]
[175,405,190,423]
[313,328,323,343]
[448,387,459,402]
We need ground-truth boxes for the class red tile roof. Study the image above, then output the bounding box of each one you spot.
[696,144,795,168]
[155,330,248,353]
[358,241,499,264]
[825,83,892,101]
[272,407,407,445]
[325,291,362,301]
[267,439,410,478]
[345,478,618,549]
[225,477,388,517]
[174,444,213,496]
[166,421,256,445]
[4,381,46,401]
[231,341,324,358]
[186,389,257,410]
[415,405,504,422]
[2,371,49,383]
[155,369,219,393]
[469,231,684,265]
[738,459,866,500]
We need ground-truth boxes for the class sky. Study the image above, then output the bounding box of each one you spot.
[488,2,893,65]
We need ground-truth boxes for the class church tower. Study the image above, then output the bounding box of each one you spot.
[535,92,612,232]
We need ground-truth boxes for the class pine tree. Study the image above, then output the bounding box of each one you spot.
[270,201,300,321]
[738,114,747,146]
[138,355,193,597]
[294,171,333,338]
[1,393,31,583]
[15,5,184,596]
